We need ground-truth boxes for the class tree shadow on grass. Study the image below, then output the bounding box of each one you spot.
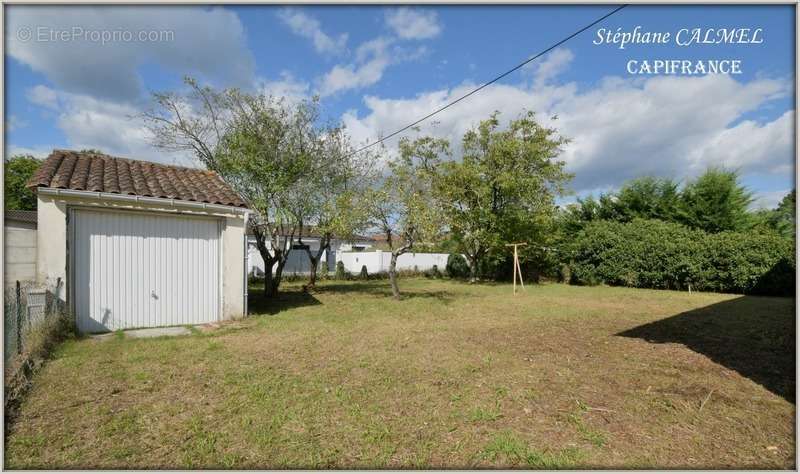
[313,280,456,303]
[618,295,795,403]
[247,280,456,315]
[247,290,322,316]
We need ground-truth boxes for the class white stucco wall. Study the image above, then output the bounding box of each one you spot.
[36,192,247,321]
[4,220,37,284]
[337,250,449,274]
[36,195,68,292]
[246,237,331,276]
[245,236,371,276]
[222,215,246,319]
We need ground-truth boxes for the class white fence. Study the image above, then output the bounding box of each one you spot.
[248,245,334,276]
[337,250,449,274]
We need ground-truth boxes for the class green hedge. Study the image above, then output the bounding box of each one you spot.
[446,253,470,278]
[567,219,794,296]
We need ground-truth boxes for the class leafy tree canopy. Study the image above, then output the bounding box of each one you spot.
[435,111,572,280]
[5,155,41,211]
[678,168,753,233]
[562,169,758,235]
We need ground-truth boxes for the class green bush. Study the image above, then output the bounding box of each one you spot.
[699,231,795,295]
[425,264,443,279]
[334,261,347,280]
[431,264,442,278]
[359,265,369,280]
[446,254,470,278]
[566,219,794,296]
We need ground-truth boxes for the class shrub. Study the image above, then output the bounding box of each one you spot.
[316,263,330,281]
[334,261,347,280]
[359,265,369,279]
[431,264,442,278]
[425,264,443,279]
[699,231,795,296]
[5,293,74,425]
[248,273,264,285]
[558,264,571,284]
[566,219,794,295]
[446,253,470,278]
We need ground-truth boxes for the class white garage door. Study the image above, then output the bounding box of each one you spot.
[73,209,221,333]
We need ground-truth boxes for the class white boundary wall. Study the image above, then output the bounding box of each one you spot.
[337,250,448,274]
[4,221,37,284]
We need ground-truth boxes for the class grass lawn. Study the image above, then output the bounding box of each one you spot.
[5,279,795,469]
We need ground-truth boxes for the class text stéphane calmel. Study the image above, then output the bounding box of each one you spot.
[593,27,763,75]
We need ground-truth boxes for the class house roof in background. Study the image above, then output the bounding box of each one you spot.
[27,150,248,208]
[4,210,37,224]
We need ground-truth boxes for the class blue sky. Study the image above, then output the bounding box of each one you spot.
[5,4,795,208]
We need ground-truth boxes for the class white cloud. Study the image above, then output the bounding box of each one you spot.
[258,72,311,105]
[5,145,54,159]
[318,37,393,97]
[6,115,29,132]
[689,110,794,175]
[317,37,430,97]
[15,86,197,166]
[527,48,574,88]
[6,6,254,102]
[751,189,792,210]
[342,70,792,194]
[385,8,442,40]
[26,85,60,110]
[277,8,347,56]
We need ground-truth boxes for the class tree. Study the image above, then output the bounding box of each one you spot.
[366,136,445,299]
[750,189,796,239]
[142,77,321,296]
[770,189,795,239]
[435,111,571,282]
[216,93,322,297]
[614,176,681,222]
[286,126,375,288]
[559,196,601,235]
[561,176,680,233]
[5,155,41,211]
[679,168,753,233]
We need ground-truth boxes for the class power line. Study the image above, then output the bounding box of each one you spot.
[349,4,628,156]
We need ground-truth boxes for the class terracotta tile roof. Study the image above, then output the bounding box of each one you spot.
[27,150,248,208]
[4,210,37,223]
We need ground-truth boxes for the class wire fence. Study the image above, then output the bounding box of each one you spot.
[4,278,64,365]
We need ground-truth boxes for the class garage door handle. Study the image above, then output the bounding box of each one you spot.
[151,290,157,299]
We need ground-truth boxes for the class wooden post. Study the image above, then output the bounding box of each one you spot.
[505,243,527,295]
[512,245,517,294]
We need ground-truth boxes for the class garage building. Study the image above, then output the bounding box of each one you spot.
[28,150,250,333]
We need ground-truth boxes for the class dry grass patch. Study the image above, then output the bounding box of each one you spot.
[5,279,794,469]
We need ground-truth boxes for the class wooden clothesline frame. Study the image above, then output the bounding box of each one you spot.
[504,242,527,295]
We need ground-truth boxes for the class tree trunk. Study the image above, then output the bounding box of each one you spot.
[253,225,280,298]
[388,252,401,300]
[308,258,318,287]
[304,236,329,289]
[468,257,479,283]
[259,251,280,297]
[273,259,287,295]
[263,265,276,297]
